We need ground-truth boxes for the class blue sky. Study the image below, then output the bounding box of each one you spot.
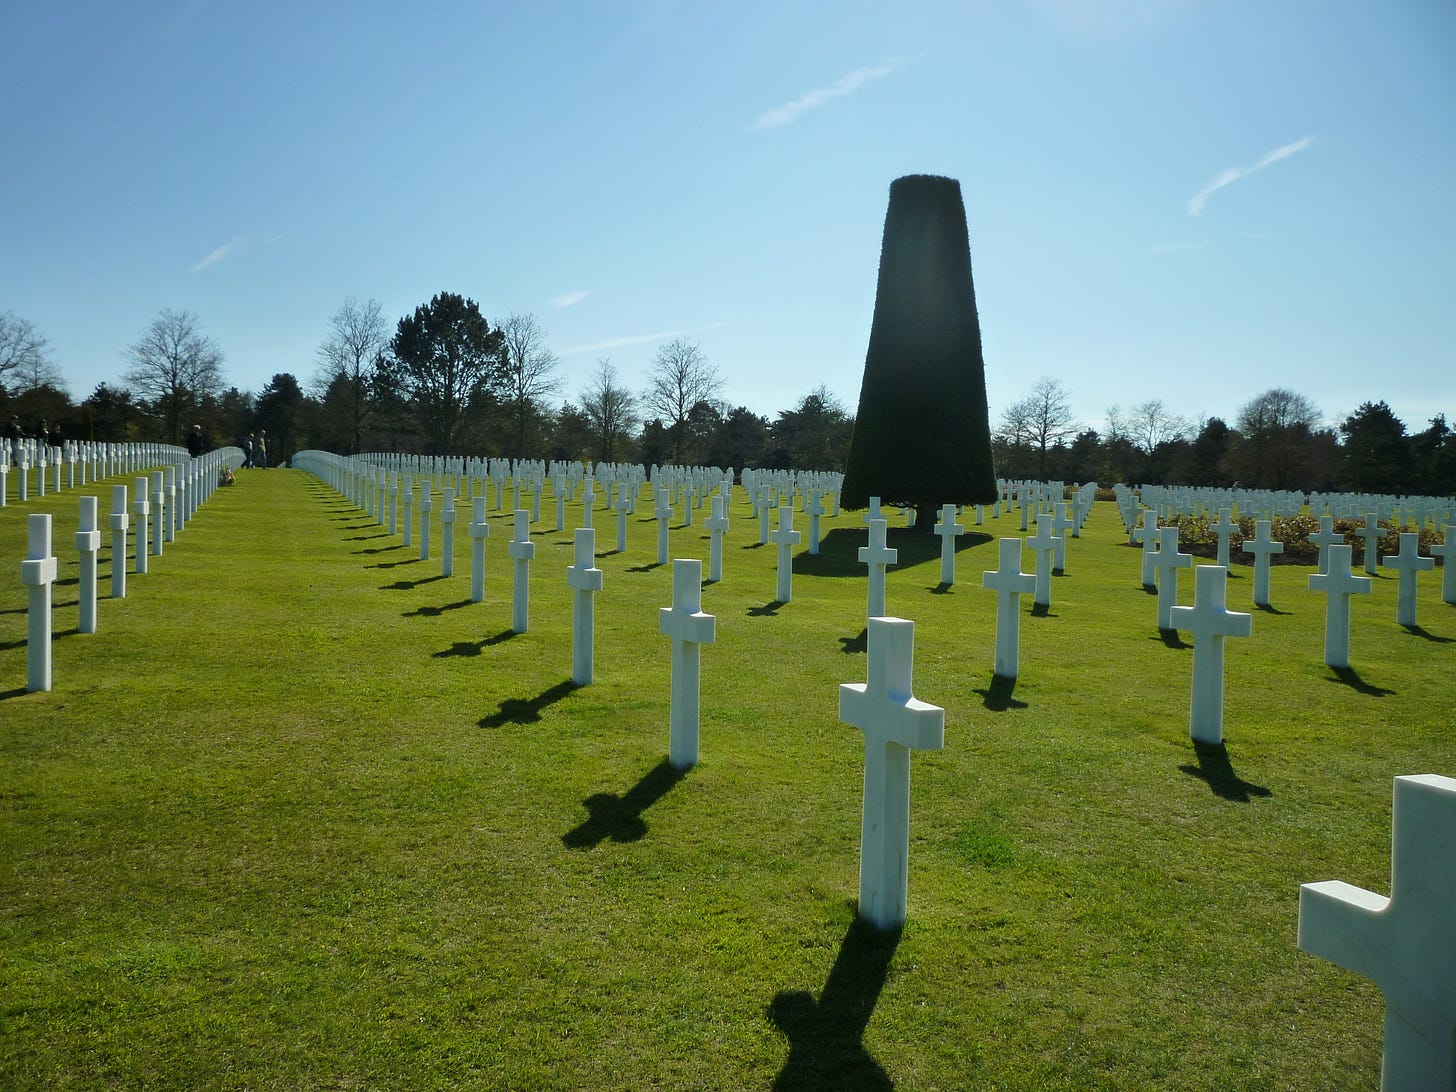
[4,1,1453,440]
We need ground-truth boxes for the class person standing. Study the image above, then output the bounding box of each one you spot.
[3,415,21,466]
[186,424,204,458]
[241,433,254,469]
[255,429,268,469]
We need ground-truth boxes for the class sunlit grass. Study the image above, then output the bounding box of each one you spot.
[1,468,1451,1089]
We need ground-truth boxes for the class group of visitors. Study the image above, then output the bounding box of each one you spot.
[4,415,66,466]
[240,429,268,469]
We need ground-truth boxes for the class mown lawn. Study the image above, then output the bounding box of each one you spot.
[1,465,1451,1089]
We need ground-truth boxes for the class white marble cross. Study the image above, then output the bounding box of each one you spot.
[566,527,604,685]
[1384,532,1435,627]
[1298,773,1456,1091]
[1310,515,1345,575]
[133,477,151,574]
[838,616,945,931]
[1210,508,1238,568]
[1308,544,1372,668]
[150,471,166,557]
[109,485,130,599]
[419,488,434,561]
[769,504,802,603]
[982,538,1036,678]
[863,495,884,526]
[859,518,897,618]
[1134,511,1160,587]
[1026,515,1059,608]
[1153,526,1193,630]
[1355,513,1383,575]
[655,488,673,566]
[440,486,457,577]
[469,496,490,603]
[1431,532,1456,605]
[21,513,58,693]
[75,495,101,634]
[803,489,825,556]
[705,494,729,582]
[934,503,963,586]
[1049,502,1074,572]
[659,558,716,769]
[508,509,535,633]
[1241,519,1284,607]
[1169,565,1251,744]
[402,480,415,548]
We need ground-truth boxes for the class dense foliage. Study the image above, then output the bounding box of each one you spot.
[840,174,999,524]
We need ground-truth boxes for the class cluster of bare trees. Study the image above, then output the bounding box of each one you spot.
[994,377,1453,495]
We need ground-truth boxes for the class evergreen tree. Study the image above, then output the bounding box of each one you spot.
[841,175,997,528]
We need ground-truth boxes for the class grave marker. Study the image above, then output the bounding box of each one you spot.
[659,558,716,769]
[133,477,150,574]
[838,616,945,931]
[1298,774,1456,1091]
[1153,526,1193,630]
[1310,515,1344,575]
[566,527,604,684]
[706,494,729,583]
[1430,533,1456,605]
[982,538,1035,678]
[1210,508,1238,568]
[75,495,101,633]
[1169,565,1252,745]
[769,504,802,603]
[1241,519,1284,607]
[1307,544,1372,668]
[21,513,58,692]
[1134,511,1160,587]
[1026,516,1059,608]
[110,485,129,598]
[469,496,490,603]
[1384,532,1434,627]
[859,518,897,618]
[934,503,962,586]
[508,509,534,633]
[1356,514,1383,575]
[440,487,457,577]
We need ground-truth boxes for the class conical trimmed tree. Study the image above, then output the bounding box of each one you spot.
[841,174,998,530]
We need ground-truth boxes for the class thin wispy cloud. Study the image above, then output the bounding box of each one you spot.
[551,290,590,309]
[750,56,905,130]
[561,322,725,357]
[189,235,244,274]
[1187,136,1313,216]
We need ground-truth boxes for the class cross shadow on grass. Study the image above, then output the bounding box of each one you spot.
[381,574,446,591]
[1255,604,1291,616]
[1155,628,1189,650]
[346,532,388,541]
[768,914,901,1091]
[626,562,663,573]
[839,628,867,654]
[478,678,579,728]
[561,758,688,848]
[1328,666,1395,696]
[435,629,516,658]
[748,601,784,618]
[0,686,31,700]
[1402,624,1454,643]
[973,674,1027,711]
[355,544,408,556]
[928,582,953,595]
[405,599,473,619]
[368,557,422,570]
[1030,602,1055,618]
[1178,741,1272,803]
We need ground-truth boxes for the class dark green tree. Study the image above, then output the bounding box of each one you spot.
[771,386,854,471]
[1339,401,1407,493]
[841,174,998,528]
[254,373,307,465]
[382,292,504,454]
[1407,414,1456,496]
[79,383,144,442]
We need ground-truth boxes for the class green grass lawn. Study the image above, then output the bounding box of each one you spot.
[2,467,1451,1089]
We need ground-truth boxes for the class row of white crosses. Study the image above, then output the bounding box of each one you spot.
[16,449,243,692]
[2,441,194,507]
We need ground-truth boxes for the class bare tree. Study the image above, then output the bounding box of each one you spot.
[499,312,563,458]
[1129,399,1188,455]
[123,309,224,443]
[642,337,721,464]
[0,311,61,393]
[315,296,388,453]
[580,358,638,463]
[1002,376,1077,478]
